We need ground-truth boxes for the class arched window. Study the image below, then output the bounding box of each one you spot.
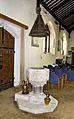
[43,21,56,55]
[43,24,50,53]
[61,33,67,55]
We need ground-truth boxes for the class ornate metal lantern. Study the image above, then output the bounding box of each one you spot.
[29,0,48,37]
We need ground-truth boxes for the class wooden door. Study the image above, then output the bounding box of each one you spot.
[2,29,14,48]
[0,28,3,88]
[0,27,14,90]
[1,49,14,84]
[0,27,2,47]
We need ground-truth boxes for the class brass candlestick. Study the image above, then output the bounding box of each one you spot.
[43,80,51,105]
[22,80,29,94]
[44,94,50,105]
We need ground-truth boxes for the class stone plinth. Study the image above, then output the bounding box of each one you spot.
[15,91,58,114]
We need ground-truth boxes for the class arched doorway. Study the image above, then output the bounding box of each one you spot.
[0,17,27,87]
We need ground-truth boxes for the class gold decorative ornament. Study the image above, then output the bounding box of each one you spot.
[22,80,29,94]
[43,80,51,105]
[44,94,50,105]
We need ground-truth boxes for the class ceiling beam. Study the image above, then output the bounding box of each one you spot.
[51,0,70,12]
[67,22,74,28]
[62,11,74,21]
[0,13,28,30]
[41,1,69,33]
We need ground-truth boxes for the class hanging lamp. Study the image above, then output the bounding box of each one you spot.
[29,0,48,37]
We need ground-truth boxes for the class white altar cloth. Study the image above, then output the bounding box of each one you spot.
[15,91,58,114]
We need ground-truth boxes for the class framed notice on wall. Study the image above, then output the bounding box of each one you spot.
[31,37,39,47]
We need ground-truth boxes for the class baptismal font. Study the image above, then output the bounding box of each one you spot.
[15,68,58,114]
[21,78,51,105]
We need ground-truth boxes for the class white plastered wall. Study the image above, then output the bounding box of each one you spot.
[0,0,68,82]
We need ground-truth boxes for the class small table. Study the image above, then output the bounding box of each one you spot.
[15,91,58,114]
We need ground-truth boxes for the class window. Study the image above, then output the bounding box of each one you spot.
[43,22,56,55]
[61,33,67,55]
[43,24,50,53]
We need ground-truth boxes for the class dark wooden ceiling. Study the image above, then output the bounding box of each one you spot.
[41,0,74,33]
